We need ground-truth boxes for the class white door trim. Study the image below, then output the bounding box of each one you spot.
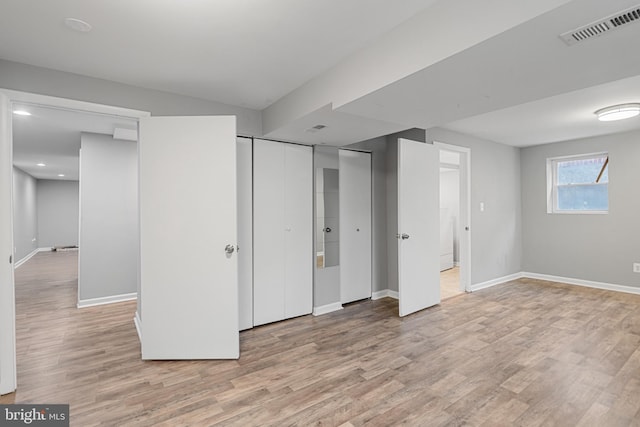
[433,141,471,293]
[0,88,150,394]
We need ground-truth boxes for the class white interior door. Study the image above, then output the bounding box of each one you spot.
[237,137,253,331]
[0,93,16,393]
[339,150,372,304]
[139,116,239,359]
[398,138,440,317]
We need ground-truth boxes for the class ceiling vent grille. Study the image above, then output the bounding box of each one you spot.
[560,4,640,45]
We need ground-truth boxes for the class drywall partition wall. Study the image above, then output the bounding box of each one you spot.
[427,127,522,285]
[313,145,340,309]
[0,59,261,136]
[12,167,37,263]
[521,129,640,287]
[78,133,138,303]
[345,136,388,294]
[36,179,79,249]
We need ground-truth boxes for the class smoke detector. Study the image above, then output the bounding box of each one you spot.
[560,4,640,45]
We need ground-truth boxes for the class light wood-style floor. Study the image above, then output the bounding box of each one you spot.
[3,252,640,425]
[441,266,463,300]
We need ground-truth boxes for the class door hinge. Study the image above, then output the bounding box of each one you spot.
[9,255,12,264]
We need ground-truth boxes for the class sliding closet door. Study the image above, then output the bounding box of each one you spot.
[253,140,286,326]
[254,139,313,326]
[237,137,253,331]
[284,144,313,319]
[339,150,372,304]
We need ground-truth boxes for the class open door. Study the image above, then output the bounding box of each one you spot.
[139,116,239,359]
[0,92,16,394]
[398,138,440,317]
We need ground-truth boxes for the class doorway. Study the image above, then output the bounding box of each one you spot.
[434,142,471,299]
[0,89,149,395]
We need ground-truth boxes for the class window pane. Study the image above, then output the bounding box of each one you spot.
[557,184,608,211]
[557,156,608,185]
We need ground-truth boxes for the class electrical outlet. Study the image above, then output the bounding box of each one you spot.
[634,263,640,273]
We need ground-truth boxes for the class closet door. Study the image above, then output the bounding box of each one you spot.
[339,150,372,304]
[284,144,313,318]
[253,140,286,326]
[237,137,253,331]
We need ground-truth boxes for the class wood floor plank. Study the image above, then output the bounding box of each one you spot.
[4,251,640,425]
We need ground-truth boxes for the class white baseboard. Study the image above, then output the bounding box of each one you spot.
[372,289,399,300]
[522,272,640,296]
[14,247,51,269]
[78,292,137,308]
[312,302,343,316]
[134,311,142,342]
[469,272,524,292]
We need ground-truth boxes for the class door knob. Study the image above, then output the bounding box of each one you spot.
[225,244,235,255]
[401,233,410,240]
[323,227,332,233]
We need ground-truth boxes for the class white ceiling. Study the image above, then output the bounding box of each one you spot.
[444,75,640,147]
[12,104,137,180]
[4,0,640,165]
[0,0,437,110]
[336,0,640,146]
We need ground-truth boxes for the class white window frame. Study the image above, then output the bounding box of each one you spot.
[546,152,609,215]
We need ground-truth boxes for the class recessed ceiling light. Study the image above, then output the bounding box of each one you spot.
[595,103,640,121]
[36,163,46,167]
[64,17,92,33]
[13,110,31,116]
[58,174,65,177]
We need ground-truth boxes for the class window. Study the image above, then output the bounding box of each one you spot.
[547,153,609,213]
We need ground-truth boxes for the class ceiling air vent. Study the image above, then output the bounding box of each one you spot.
[560,4,640,45]
[305,124,327,133]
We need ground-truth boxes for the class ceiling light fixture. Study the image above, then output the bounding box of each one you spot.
[595,103,640,121]
[64,17,93,33]
[58,174,65,177]
[36,163,46,167]
[13,110,31,116]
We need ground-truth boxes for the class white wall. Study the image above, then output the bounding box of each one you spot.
[427,127,523,285]
[440,169,460,262]
[521,129,640,287]
[37,179,79,249]
[12,167,37,262]
[78,133,138,302]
